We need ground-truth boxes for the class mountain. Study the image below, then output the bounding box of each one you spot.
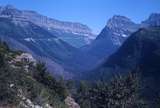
[77,14,160,72]
[0,5,96,78]
[85,13,160,57]
[71,16,140,73]
[91,27,160,95]
[0,17,77,77]
[1,5,160,79]
[83,15,139,59]
[65,14,160,75]
[142,13,160,27]
[106,15,140,46]
[64,25,119,74]
[0,5,96,47]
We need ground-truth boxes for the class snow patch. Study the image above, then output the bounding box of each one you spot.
[113,32,121,36]
[24,38,36,43]
[121,34,128,37]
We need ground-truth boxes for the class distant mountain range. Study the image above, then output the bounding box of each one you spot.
[0,5,96,78]
[0,17,78,77]
[0,5,96,48]
[89,14,160,79]
[0,5,160,79]
[69,13,160,74]
[83,13,160,61]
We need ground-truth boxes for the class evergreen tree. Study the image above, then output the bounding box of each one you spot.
[76,73,148,108]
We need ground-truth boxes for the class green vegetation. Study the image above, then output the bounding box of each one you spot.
[1,40,160,108]
[74,73,149,108]
[0,40,68,108]
[33,62,69,100]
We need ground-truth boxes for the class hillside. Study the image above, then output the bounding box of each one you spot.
[97,27,160,78]
[0,17,79,78]
[84,27,160,104]
[0,41,80,108]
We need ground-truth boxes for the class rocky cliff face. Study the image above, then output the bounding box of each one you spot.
[82,15,140,61]
[65,96,80,108]
[0,5,95,47]
[106,15,140,45]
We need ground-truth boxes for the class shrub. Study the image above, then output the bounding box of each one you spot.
[76,73,148,108]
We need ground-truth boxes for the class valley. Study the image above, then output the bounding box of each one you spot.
[0,3,160,108]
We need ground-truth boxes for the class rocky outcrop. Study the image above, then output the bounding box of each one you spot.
[106,15,140,45]
[65,96,80,108]
[13,53,36,63]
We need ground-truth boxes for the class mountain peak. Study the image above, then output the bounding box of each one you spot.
[0,4,17,11]
[111,15,131,21]
[103,15,139,46]
[142,13,160,27]
[0,5,93,35]
[148,13,160,19]
[4,4,15,9]
[106,15,135,29]
[0,4,21,16]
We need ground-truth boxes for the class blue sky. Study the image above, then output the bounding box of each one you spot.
[0,0,160,34]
